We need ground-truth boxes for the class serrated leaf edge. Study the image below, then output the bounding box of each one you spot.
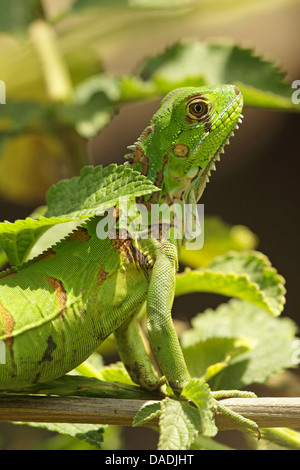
[176,250,286,316]
[132,401,161,427]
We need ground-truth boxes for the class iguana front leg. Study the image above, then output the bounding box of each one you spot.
[115,239,190,394]
[146,239,190,394]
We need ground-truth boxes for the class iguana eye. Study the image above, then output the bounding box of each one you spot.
[187,98,209,121]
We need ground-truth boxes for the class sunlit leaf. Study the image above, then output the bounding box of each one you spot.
[46,164,159,219]
[176,251,286,316]
[181,299,298,390]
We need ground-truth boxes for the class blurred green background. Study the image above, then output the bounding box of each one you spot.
[0,0,299,450]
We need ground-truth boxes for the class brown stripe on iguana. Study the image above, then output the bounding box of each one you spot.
[0,300,15,339]
[98,267,108,284]
[131,125,155,176]
[132,145,149,176]
[111,229,136,264]
[68,226,91,242]
[154,154,169,189]
[32,247,56,264]
[46,277,67,317]
[111,230,151,271]
[0,299,15,363]
[137,154,169,208]
[0,269,17,279]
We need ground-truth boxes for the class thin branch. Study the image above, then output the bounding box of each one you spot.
[1,396,300,430]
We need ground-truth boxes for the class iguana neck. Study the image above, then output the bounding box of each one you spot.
[125,125,220,208]
[125,125,187,207]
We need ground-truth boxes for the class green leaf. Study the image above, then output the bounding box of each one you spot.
[176,251,286,316]
[181,379,217,437]
[133,401,161,427]
[0,216,74,266]
[75,39,299,135]
[181,299,298,390]
[76,357,136,386]
[158,397,200,450]
[137,40,298,111]
[0,0,41,32]
[96,362,136,386]
[74,352,104,379]
[61,75,121,138]
[183,337,254,382]
[23,422,105,450]
[45,164,159,219]
[180,216,258,268]
[0,101,45,132]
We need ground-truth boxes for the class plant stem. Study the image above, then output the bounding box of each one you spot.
[29,20,73,102]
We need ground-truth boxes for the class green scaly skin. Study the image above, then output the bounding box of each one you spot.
[0,85,243,394]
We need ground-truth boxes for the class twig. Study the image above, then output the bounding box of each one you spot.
[1,396,300,430]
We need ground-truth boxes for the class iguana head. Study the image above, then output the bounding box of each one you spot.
[129,85,243,205]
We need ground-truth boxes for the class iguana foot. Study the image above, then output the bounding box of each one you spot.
[138,375,167,392]
[212,390,261,438]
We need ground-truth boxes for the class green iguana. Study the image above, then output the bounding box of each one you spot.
[0,85,243,394]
